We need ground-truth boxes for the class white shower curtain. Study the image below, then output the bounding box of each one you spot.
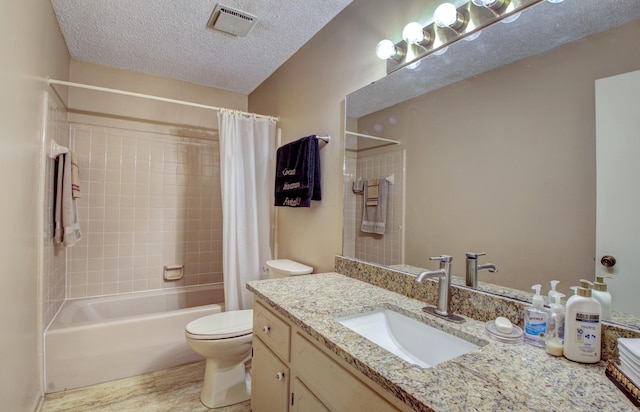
[217,110,275,311]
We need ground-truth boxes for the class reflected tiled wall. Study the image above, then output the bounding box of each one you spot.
[68,124,222,298]
[352,150,404,266]
[343,154,357,257]
[42,94,69,329]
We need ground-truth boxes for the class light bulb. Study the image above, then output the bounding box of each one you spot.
[406,60,421,70]
[433,46,448,56]
[471,0,500,7]
[434,3,458,28]
[464,31,481,41]
[501,11,521,23]
[402,22,425,45]
[376,39,396,60]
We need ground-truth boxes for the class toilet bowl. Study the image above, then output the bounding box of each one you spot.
[185,310,253,408]
[185,259,312,408]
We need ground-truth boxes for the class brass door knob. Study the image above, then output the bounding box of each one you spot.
[600,255,617,268]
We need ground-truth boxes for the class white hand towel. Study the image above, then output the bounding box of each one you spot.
[54,152,82,247]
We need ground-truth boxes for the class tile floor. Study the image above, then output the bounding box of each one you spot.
[41,361,251,412]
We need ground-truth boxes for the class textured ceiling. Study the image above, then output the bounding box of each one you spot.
[51,0,353,95]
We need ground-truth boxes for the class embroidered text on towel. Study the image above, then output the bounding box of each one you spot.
[283,182,301,190]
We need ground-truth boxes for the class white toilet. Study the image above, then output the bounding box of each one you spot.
[185,259,312,408]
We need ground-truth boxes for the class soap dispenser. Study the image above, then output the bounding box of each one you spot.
[548,280,559,305]
[592,275,612,321]
[564,280,601,363]
[545,293,565,357]
[524,284,549,347]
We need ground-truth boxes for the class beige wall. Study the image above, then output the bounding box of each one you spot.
[355,21,640,296]
[0,0,70,409]
[249,0,392,272]
[68,60,248,134]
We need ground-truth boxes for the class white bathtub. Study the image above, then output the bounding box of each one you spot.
[45,284,224,392]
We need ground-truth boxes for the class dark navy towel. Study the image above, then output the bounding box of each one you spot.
[274,135,321,207]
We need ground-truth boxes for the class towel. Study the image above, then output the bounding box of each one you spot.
[274,135,321,207]
[71,151,81,199]
[54,152,82,247]
[361,177,389,235]
[366,178,379,206]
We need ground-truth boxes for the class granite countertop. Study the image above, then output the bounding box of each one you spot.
[247,272,636,412]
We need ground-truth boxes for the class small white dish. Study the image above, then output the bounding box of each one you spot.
[485,320,523,343]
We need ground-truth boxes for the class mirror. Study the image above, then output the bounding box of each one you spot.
[343,0,640,328]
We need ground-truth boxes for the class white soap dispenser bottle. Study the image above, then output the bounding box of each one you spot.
[545,293,565,357]
[564,280,601,363]
[548,280,559,305]
[592,275,612,321]
[524,284,549,347]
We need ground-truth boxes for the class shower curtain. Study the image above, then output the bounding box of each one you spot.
[217,110,275,311]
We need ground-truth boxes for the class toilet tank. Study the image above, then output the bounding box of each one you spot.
[266,259,313,279]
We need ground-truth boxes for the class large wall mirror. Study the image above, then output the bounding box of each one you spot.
[343,0,640,328]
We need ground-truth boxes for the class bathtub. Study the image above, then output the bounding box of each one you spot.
[45,284,224,392]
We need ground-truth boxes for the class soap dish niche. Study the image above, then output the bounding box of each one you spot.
[164,265,184,281]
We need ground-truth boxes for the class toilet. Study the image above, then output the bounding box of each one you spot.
[185,259,312,408]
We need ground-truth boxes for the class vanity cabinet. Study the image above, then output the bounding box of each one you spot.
[251,299,409,412]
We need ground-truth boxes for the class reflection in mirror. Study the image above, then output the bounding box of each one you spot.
[343,1,640,328]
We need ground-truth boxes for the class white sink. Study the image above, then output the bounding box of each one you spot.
[336,308,479,368]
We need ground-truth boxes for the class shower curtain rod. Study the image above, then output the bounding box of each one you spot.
[47,78,279,122]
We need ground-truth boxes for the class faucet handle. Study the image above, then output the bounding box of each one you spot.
[465,252,486,259]
[429,255,453,262]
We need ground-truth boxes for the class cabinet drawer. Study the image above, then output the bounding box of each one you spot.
[254,301,291,361]
[292,332,399,412]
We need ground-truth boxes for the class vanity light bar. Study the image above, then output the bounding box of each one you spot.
[378,0,545,74]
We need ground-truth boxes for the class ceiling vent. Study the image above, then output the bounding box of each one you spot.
[207,4,257,37]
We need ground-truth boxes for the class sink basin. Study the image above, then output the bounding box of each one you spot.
[336,308,479,368]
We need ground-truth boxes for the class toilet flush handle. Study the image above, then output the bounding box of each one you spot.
[262,325,271,334]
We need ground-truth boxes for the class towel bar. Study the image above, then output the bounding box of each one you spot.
[48,139,69,158]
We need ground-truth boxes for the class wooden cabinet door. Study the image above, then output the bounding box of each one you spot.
[251,337,290,412]
[292,332,399,411]
[291,377,330,412]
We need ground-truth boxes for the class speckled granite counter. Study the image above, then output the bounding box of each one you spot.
[247,273,636,412]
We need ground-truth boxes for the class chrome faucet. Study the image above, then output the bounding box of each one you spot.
[414,255,464,323]
[465,252,498,288]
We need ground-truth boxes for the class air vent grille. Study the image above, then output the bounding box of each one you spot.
[207,3,257,37]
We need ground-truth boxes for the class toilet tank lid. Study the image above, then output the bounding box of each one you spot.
[266,259,313,275]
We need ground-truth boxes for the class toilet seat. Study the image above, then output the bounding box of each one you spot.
[186,309,253,340]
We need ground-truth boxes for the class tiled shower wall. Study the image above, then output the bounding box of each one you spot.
[68,123,222,299]
[348,150,404,266]
[43,93,69,329]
